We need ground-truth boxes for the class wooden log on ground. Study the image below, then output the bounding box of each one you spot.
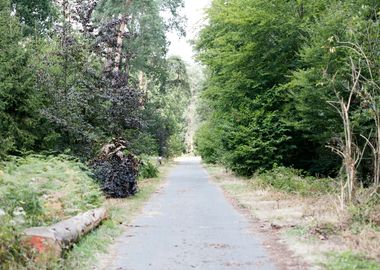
[22,207,108,259]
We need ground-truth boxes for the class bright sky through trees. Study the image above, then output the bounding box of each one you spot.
[167,0,210,64]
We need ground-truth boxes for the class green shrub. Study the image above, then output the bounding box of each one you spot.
[139,159,159,179]
[167,134,186,158]
[349,193,380,231]
[0,155,104,268]
[194,121,222,164]
[0,155,104,222]
[0,213,30,269]
[253,166,335,195]
[325,252,380,270]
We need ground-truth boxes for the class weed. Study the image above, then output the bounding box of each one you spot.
[139,158,159,179]
[325,251,380,270]
[285,225,310,238]
[253,166,335,196]
[62,220,121,269]
[349,193,380,232]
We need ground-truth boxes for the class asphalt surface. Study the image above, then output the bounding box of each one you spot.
[106,157,276,270]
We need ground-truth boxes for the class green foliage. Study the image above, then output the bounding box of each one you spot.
[195,0,305,175]
[196,0,380,182]
[95,0,185,80]
[349,193,380,231]
[128,131,159,156]
[142,56,191,157]
[253,166,335,196]
[12,0,55,35]
[0,155,104,268]
[194,121,222,164]
[0,0,188,161]
[286,0,379,176]
[0,213,29,270]
[139,158,159,179]
[285,225,310,238]
[35,33,106,156]
[0,0,41,157]
[326,252,380,270]
[167,134,186,158]
[0,155,104,224]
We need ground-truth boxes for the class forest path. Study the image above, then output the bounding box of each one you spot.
[101,157,276,270]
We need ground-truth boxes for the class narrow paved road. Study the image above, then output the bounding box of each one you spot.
[105,157,276,270]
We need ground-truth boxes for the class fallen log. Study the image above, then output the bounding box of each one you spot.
[22,207,108,260]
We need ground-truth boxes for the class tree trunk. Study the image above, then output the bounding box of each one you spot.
[113,17,126,73]
[375,114,380,189]
[22,208,108,260]
[113,0,133,73]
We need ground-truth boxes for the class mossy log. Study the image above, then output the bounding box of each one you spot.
[22,207,108,259]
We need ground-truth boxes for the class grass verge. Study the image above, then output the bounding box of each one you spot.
[325,252,380,270]
[203,163,380,269]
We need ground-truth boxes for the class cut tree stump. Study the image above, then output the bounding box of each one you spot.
[22,207,108,260]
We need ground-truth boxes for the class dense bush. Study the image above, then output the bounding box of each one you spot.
[194,121,221,164]
[195,0,304,175]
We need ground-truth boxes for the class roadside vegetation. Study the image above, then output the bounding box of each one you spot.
[0,155,104,269]
[196,1,379,268]
[205,164,380,269]
[0,155,170,269]
[326,252,380,270]
[254,166,334,196]
[1,0,380,268]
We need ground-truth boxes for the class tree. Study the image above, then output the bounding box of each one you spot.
[141,56,191,157]
[0,0,40,156]
[289,0,379,203]
[94,0,185,80]
[196,0,380,199]
[11,0,55,35]
[195,0,305,175]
